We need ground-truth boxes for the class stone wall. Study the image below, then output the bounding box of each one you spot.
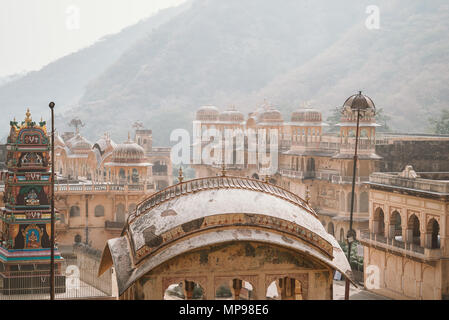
[376,140,449,173]
[73,243,113,296]
[364,246,444,300]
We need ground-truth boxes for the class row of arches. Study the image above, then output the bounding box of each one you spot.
[68,203,137,222]
[373,208,440,249]
[163,277,305,300]
[324,222,347,244]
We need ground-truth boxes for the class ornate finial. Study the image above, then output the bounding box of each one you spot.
[178,167,184,183]
[25,108,32,123]
[305,186,311,204]
[128,131,131,141]
[265,174,270,183]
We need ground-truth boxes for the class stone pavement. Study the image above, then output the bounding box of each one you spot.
[333,280,391,300]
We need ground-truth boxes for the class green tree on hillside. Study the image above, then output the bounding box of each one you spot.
[428,109,449,134]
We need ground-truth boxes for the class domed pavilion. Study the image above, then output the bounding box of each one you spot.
[99,174,354,300]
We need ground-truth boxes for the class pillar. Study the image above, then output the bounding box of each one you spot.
[232,279,243,300]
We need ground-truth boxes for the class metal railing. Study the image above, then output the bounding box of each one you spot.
[331,175,370,184]
[0,258,113,300]
[54,183,155,193]
[360,231,427,255]
[278,168,304,179]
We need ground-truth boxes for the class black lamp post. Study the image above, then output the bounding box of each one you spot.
[342,91,376,300]
[49,101,55,300]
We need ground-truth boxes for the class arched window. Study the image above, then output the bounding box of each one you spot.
[306,158,315,177]
[426,219,440,249]
[327,222,335,237]
[408,215,421,246]
[94,205,105,217]
[119,169,126,179]
[266,277,305,300]
[164,280,204,300]
[132,168,139,183]
[215,279,255,300]
[70,206,80,217]
[389,211,402,240]
[340,228,345,243]
[373,208,385,236]
[74,234,81,243]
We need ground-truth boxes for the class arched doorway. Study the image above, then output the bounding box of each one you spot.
[164,280,205,300]
[426,219,440,249]
[407,215,421,246]
[266,277,305,300]
[327,222,335,237]
[339,228,345,243]
[215,279,255,300]
[70,205,80,217]
[306,158,315,178]
[389,211,402,240]
[132,169,139,183]
[373,208,385,236]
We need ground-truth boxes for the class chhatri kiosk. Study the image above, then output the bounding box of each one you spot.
[0,110,65,294]
[99,171,354,300]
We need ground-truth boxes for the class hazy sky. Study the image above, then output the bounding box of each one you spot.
[0,0,186,77]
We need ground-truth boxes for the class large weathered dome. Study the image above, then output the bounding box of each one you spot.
[93,134,117,154]
[67,134,92,151]
[99,176,353,296]
[257,108,283,123]
[291,108,322,123]
[112,139,145,162]
[196,106,220,121]
[218,107,244,122]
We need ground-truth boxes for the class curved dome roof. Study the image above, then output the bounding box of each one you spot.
[343,91,375,111]
[196,105,220,121]
[93,135,117,154]
[99,176,353,295]
[257,108,283,123]
[67,134,92,151]
[291,108,322,122]
[218,107,244,122]
[55,133,66,147]
[111,139,145,162]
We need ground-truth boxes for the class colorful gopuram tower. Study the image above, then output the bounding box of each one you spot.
[0,109,65,295]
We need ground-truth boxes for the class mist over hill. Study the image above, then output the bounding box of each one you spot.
[0,1,192,130]
[1,0,448,145]
[245,0,449,132]
[72,0,371,143]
